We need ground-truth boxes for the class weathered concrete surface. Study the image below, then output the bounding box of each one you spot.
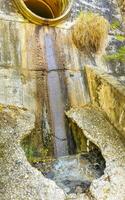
[0,0,123,160]
[0,0,125,199]
[66,105,125,200]
[85,66,125,139]
[0,18,90,159]
[0,104,65,200]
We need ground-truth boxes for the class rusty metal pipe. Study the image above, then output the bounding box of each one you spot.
[13,0,73,25]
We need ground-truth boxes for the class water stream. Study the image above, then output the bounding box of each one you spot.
[44,33,68,157]
[33,149,105,194]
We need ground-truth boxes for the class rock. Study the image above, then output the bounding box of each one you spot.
[75,186,83,194]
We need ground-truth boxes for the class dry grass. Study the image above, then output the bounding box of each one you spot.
[72,12,110,55]
[118,0,125,11]
[118,0,125,6]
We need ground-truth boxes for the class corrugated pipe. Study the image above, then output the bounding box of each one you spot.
[13,0,73,25]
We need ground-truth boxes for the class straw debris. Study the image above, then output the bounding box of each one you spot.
[72,12,110,54]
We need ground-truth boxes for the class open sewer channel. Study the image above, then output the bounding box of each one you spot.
[19,30,106,197]
[18,2,106,194]
[31,34,106,195]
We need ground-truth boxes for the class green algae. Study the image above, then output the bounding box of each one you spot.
[21,128,54,163]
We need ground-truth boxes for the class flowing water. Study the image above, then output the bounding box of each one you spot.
[33,149,105,194]
[45,33,68,157]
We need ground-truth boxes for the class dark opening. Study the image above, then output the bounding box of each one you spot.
[24,0,54,19]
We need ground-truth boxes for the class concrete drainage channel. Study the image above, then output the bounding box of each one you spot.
[31,29,106,196]
[13,0,73,25]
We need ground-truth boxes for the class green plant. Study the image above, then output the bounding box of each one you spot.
[72,12,110,54]
[115,34,125,41]
[111,20,121,30]
[104,46,125,62]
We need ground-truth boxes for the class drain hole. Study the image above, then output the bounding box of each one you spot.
[14,0,72,24]
[24,0,54,19]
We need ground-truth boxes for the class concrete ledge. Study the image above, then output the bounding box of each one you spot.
[85,66,125,138]
[66,105,125,200]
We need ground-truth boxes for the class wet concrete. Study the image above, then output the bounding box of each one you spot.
[0,0,125,199]
[45,33,68,157]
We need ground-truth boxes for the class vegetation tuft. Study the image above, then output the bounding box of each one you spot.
[72,12,110,54]
[104,46,125,62]
[111,20,121,30]
[115,34,125,42]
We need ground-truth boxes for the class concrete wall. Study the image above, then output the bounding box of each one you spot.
[85,66,125,139]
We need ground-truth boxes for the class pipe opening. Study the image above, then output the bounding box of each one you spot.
[14,0,73,25]
[24,0,54,19]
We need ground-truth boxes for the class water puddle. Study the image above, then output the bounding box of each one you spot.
[33,149,105,194]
